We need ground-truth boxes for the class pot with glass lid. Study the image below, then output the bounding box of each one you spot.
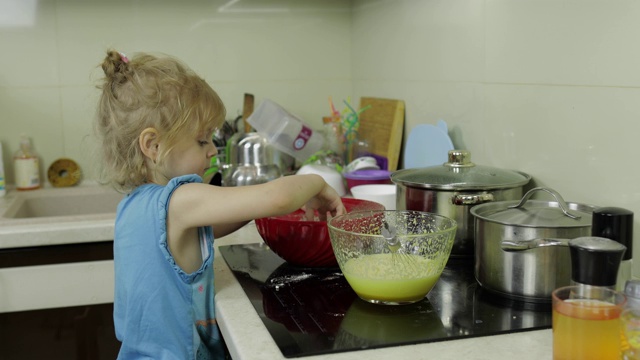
[391,150,531,258]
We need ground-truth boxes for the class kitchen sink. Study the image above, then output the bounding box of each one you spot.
[2,186,123,219]
[0,184,122,250]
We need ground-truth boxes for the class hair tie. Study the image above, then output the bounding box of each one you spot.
[119,52,129,64]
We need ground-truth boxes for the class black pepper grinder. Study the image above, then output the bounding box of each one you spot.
[591,207,634,291]
[569,236,626,289]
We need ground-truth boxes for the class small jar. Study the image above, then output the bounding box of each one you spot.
[14,135,40,191]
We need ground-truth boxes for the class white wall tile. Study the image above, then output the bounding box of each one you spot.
[352,0,640,274]
[352,0,484,82]
[0,0,352,187]
[485,0,640,86]
[0,87,65,184]
[0,0,58,87]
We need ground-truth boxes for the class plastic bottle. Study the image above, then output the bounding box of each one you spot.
[14,135,40,191]
[247,99,324,162]
[0,141,6,197]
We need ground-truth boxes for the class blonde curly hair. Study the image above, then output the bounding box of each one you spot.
[95,50,226,192]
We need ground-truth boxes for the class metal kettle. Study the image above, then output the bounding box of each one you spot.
[221,132,280,187]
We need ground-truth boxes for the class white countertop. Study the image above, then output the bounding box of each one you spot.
[213,224,553,360]
[0,185,120,249]
[0,186,553,358]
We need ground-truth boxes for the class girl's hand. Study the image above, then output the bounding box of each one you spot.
[303,183,346,221]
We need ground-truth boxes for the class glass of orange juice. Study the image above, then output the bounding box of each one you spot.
[552,285,626,360]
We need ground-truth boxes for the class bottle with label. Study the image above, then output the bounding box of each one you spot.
[0,141,6,197]
[247,99,324,162]
[14,135,40,191]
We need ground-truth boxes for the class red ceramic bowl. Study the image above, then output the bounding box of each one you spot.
[255,198,385,267]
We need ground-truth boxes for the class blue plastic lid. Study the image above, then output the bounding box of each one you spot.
[344,170,391,180]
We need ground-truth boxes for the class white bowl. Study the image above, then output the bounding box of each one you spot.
[296,164,347,196]
[350,184,396,210]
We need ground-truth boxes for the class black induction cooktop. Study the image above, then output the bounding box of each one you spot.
[219,243,551,358]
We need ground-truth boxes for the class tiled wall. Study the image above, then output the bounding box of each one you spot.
[0,0,352,184]
[352,0,640,273]
[1,0,638,273]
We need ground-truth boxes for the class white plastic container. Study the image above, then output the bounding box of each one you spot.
[247,99,324,162]
[14,135,40,190]
[296,164,346,196]
[350,184,396,210]
[0,141,6,197]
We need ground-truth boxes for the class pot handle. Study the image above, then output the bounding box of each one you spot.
[452,193,494,205]
[507,187,581,220]
[501,238,571,251]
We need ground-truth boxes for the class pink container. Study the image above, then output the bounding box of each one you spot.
[344,170,392,191]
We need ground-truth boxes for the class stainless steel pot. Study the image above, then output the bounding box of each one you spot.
[391,150,531,257]
[471,187,597,302]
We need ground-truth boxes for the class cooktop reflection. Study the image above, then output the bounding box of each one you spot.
[219,243,551,358]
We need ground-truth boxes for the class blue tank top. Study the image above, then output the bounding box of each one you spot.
[113,175,223,359]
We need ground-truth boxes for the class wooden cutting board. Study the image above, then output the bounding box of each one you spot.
[357,97,405,171]
[242,93,255,133]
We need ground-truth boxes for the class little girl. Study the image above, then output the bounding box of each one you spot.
[95,50,345,359]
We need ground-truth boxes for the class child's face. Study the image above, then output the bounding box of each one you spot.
[163,129,217,180]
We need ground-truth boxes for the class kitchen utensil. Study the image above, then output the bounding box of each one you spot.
[327,210,457,305]
[225,132,296,175]
[380,218,418,270]
[592,207,634,291]
[225,132,272,166]
[504,235,626,288]
[350,184,396,210]
[255,198,385,268]
[221,164,281,187]
[242,93,254,133]
[392,149,531,258]
[403,122,454,169]
[470,187,597,302]
[356,97,405,171]
[569,236,626,287]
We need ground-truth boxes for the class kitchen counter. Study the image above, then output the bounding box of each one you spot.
[214,224,553,360]
[0,186,553,358]
[0,184,121,249]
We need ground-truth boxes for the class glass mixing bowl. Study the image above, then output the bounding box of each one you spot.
[328,210,457,305]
